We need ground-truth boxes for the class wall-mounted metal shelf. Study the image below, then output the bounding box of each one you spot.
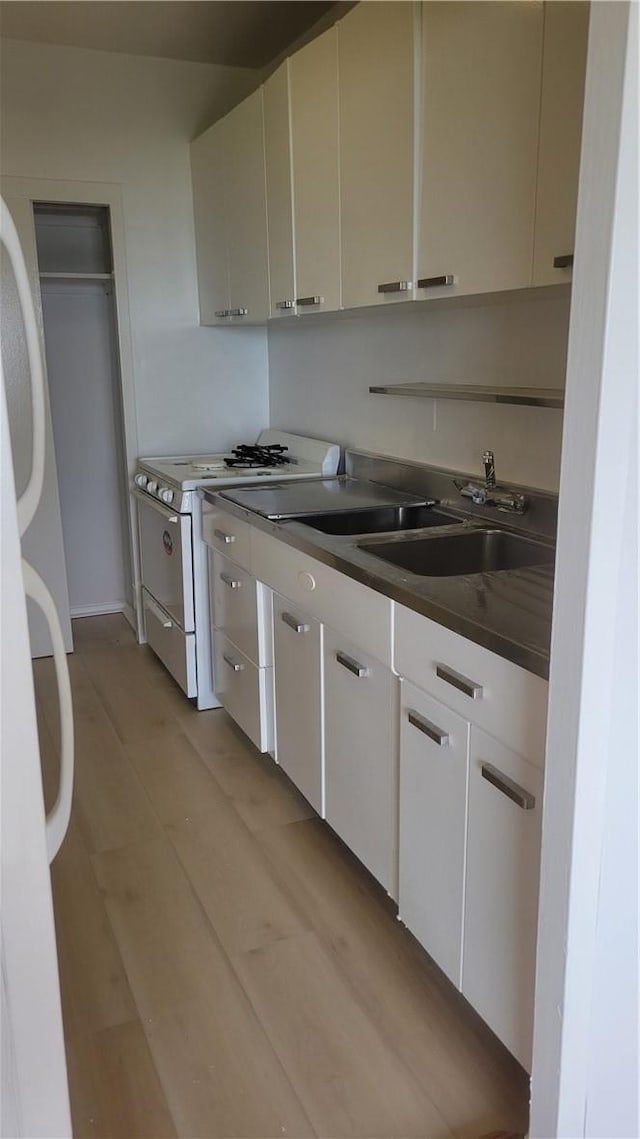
[369,382,564,409]
[39,272,113,281]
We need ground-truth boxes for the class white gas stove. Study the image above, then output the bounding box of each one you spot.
[132,431,340,709]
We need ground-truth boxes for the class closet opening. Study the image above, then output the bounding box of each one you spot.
[33,202,132,623]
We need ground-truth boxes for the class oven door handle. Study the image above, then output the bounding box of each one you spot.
[132,487,179,523]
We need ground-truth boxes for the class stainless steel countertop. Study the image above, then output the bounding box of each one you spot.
[216,478,428,519]
[204,466,556,680]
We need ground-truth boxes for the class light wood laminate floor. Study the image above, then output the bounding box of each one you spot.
[34,614,529,1139]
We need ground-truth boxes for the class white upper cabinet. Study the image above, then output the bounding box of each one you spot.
[264,62,296,317]
[338,2,416,310]
[191,115,230,325]
[416,1,543,301]
[532,2,590,285]
[289,25,341,314]
[225,88,270,323]
[191,88,270,325]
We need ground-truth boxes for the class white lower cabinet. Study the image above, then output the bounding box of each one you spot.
[213,631,274,754]
[323,627,398,896]
[398,681,469,988]
[462,728,544,1070]
[272,594,324,815]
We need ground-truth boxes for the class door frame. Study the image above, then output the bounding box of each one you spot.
[2,175,141,636]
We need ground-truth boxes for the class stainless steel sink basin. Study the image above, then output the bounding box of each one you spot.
[360,528,555,576]
[298,505,457,536]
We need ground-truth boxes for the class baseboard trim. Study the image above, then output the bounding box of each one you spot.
[70,601,127,618]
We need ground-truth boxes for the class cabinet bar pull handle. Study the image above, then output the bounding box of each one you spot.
[222,651,244,672]
[416,274,455,289]
[214,529,236,544]
[336,650,368,678]
[281,611,310,634]
[214,309,229,318]
[553,254,574,269]
[275,299,295,310]
[377,280,411,294]
[436,663,483,699]
[296,295,323,306]
[407,709,449,746]
[220,572,241,589]
[481,763,535,810]
[229,307,248,317]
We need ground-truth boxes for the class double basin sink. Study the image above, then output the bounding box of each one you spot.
[298,505,555,577]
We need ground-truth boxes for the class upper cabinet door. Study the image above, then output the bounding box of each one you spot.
[264,62,296,318]
[338,2,415,310]
[191,117,230,325]
[290,26,341,314]
[416,2,543,301]
[225,88,270,323]
[532,2,590,286]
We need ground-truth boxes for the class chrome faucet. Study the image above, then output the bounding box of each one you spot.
[457,450,527,514]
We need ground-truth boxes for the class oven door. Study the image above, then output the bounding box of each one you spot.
[135,491,195,632]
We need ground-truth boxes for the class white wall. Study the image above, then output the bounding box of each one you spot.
[268,291,570,491]
[0,37,270,457]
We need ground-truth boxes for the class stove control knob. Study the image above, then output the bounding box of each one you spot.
[134,473,148,488]
[147,481,158,494]
[159,488,174,504]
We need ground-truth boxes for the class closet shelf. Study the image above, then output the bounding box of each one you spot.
[368,382,564,409]
[39,272,113,281]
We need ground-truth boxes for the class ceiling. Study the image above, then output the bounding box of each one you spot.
[0,1,340,70]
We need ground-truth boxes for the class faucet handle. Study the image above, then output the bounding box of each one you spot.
[482,450,496,488]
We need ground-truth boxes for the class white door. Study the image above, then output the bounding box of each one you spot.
[0,184,72,656]
[191,117,230,325]
[338,2,416,310]
[416,1,543,300]
[324,627,398,895]
[273,595,323,815]
[463,728,544,1070]
[136,494,194,631]
[264,61,296,317]
[226,88,271,323]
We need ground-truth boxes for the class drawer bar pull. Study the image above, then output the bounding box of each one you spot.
[281,611,310,634]
[220,572,241,590]
[214,309,229,318]
[407,709,449,747]
[214,528,236,545]
[275,299,295,310]
[416,274,455,289]
[553,253,574,269]
[436,663,483,699]
[222,651,245,673]
[296,295,323,307]
[377,280,411,294]
[229,307,248,317]
[336,650,368,678]
[481,763,535,810]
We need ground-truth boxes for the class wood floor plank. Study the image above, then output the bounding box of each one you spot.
[82,644,181,746]
[91,836,314,1138]
[235,929,452,1139]
[257,819,530,1138]
[182,707,315,833]
[36,653,164,854]
[127,730,311,955]
[65,1020,177,1139]
[51,820,137,1039]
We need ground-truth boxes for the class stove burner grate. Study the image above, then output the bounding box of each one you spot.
[224,443,291,469]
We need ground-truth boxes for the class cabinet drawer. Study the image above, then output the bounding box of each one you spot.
[251,528,393,666]
[462,728,544,1070]
[202,503,251,570]
[395,605,548,765]
[324,627,398,895]
[213,632,274,753]
[399,682,469,988]
[273,595,324,815]
[143,589,196,698]
[210,550,272,667]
